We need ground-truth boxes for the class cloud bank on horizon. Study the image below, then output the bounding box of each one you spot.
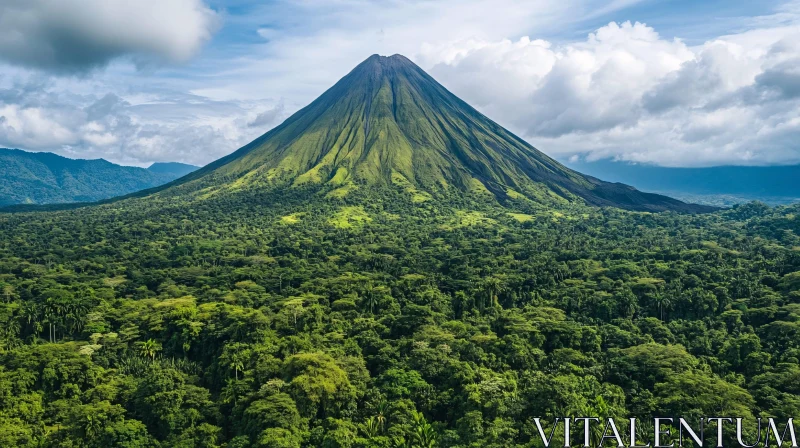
[0,0,798,167]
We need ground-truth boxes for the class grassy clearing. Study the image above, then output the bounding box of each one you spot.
[440,210,496,230]
[505,188,526,200]
[469,178,493,196]
[507,213,534,222]
[280,212,305,224]
[329,206,372,228]
[326,183,358,199]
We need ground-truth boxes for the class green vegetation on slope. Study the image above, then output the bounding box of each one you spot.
[158,55,711,213]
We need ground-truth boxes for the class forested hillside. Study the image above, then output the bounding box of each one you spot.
[0,187,798,447]
[0,149,198,206]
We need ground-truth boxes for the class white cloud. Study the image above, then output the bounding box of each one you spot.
[0,77,284,166]
[197,0,644,105]
[207,0,800,167]
[0,0,646,167]
[248,101,285,128]
[0,104,78,148]
[422,20,800,166]
[0,0,798,168]
[0,0,219,72]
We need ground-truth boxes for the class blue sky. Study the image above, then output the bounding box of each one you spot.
[1,0,799,167]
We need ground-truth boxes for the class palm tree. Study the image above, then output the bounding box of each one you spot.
[413,425,437,448]
[362,416,381,439]
[375,400,390,430]
[410,411,437,448]
[52,298,70,342]
[582,396,611,447]
[230,352,245,380]
[21,302,40,342]
[0,320,21,351]
[653,293,672,321]
[41,293,71,342]
[139,339,161,361]
[66,310,85,335]
[363,288,380,314]
[482,276,506,309]
[67,301,90,335]
[42,305,56,343]
[84,414,102,439]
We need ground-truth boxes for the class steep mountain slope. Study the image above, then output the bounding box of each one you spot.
[0,148,195,206]
[168,54,710,212]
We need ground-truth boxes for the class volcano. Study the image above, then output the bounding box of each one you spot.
[143,55,711,212]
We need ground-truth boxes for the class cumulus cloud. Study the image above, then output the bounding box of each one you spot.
[422,20,800,166]
[0,0,219,72]
[0,78,282,166]
[200,0,642,105]
[756,59,800,99]
[1,0,798,168]
[248,101,285,128]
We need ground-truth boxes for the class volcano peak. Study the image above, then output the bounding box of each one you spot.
[350,53,423,81]
[364,53,413,63]
[159,54,712,213]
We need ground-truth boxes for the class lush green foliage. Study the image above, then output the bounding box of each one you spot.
[0,184,798,447]
[0,149,196,206]
[0,53,795,448]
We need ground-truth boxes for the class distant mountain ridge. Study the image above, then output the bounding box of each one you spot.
[565,159,800,205]
[153,54,711,213]
[147,162,200,178]
[0,148,199,206]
